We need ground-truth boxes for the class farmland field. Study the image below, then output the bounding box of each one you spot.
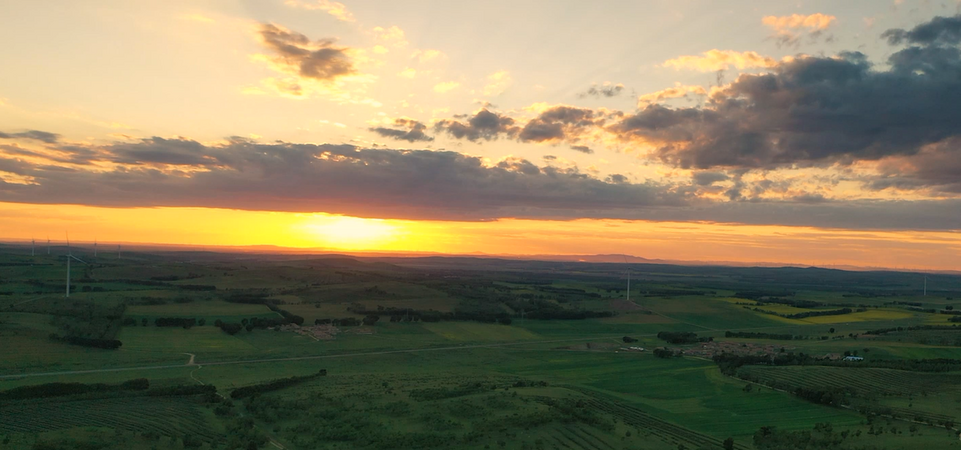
[2,246,961,449]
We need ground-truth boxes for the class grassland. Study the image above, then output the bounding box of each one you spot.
[2,246,961,449]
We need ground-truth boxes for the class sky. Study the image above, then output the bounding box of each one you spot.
[0,0,960,270]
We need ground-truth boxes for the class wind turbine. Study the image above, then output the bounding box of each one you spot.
[47,236,50,255]
[626,267,631,303]
[924,275,928,297]
[31,237,35,257]
[94,238,97,257]
[117,244,121,259]
[64,233,87,298]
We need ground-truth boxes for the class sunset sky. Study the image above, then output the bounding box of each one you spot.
[1,1,960,270]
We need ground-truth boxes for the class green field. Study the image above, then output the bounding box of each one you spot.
[2,247,961,449]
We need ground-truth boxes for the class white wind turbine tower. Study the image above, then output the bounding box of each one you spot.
[64,233,87,298]
[31,237,35,256]
[626,267,631,303]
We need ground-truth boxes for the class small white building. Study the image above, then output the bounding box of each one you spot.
[843,356,863,362]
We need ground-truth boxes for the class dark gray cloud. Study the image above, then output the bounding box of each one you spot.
[641,198,961,231]
[579,83,625,98]
[370,119,434,143]
[518,106,601,143]
[0,137,685,221]
[570,145,593,154]
[433,109,519,142]
[883,14,961,46]
[867,137,961,193]
[258,23,354,81]
[609,37,961,172]
[692,171,729,186]
[1,134,959,230]
[0,130,60,143]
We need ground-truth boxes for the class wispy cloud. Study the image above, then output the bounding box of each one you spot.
[284,0,355,22]
[762,13,837,47]
[663,49,780,72]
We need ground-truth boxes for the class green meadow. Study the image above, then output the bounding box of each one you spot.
[2,247,961,449]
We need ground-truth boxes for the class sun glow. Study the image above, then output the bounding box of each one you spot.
[299,215,401,250]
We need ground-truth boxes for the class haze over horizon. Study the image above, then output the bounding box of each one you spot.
[2,0,960,270]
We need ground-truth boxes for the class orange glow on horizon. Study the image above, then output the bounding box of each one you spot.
[0,202,958,271]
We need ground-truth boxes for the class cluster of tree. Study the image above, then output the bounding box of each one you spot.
[865,325,961,335]
[266,304,305,325]
[316,317,361,326]
[656,331,711,344]
[783,308,853,320]
[793,387,855,408]
[0,379,148,401]
[49,333,122,349]
[425,280,616,321]
[622,336,638,343]
[652,348,681,358]
[534,286,601,298]
[148,273,203,282]
[153,317,206,328]
[230,369,327,399]
[348,306,518,324]
[884,301,923,307]
[725,331,798,340]
[716,350,961,376]
[753,423,866,450]
[216,320,244,335]
[213,314,304,335]
[511,380,548,388]
[735,290,796,300]
[756,298,824,309]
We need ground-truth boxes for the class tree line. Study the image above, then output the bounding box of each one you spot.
[230,369,327,399]
[656,331,712,344]
[0,379,149,401]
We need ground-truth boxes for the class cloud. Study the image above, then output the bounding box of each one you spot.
[570,145,593,154]
[663,49,780,72]
[284,0,355,22]
[608,28,961,171]
[692,171,730,186]
[636,84,707,106]
[0,130,60,144]
[397,68,417,79]
[433,81,460,93]
[868,138,961,194]
[371,26,408,47]
[882,14,961,45]
[412,49,445,63]
[762,13,837,47]
[518,106,605,143]
[579,82,625,98]
[434,109,519,141]
[482,70,512,96]
[369,118,434,143]
[0,136,687,221]
[257,23,355,81]
[3,130,960,230]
